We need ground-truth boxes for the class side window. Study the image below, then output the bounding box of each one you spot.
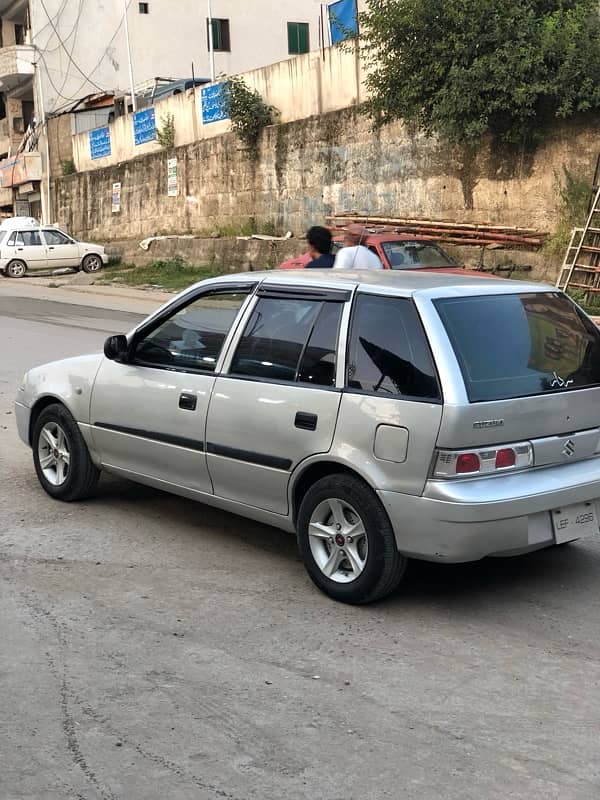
[230,297,342,385]
[7,231,17,246]
[43,229,71,245]
[20,230,42,246]
[133,292,248,371]
[298,302,343,386]
[347,294,440,400]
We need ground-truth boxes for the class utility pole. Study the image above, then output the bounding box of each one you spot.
[207,0,215,82]
[123,0,137,111]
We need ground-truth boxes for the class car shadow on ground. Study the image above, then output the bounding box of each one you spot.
[93,474,600,607]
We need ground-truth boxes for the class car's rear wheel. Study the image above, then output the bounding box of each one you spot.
[32,403,100,501]
[6,259,27,278]
[81,254,103,273]
[297,474,407,604]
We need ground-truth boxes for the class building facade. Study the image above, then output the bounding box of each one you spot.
[28,0,332,115]
[0,0,360,220]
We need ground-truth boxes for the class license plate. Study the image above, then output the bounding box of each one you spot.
[552,502,599,544]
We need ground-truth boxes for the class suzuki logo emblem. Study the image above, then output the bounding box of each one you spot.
[562,439,576,458]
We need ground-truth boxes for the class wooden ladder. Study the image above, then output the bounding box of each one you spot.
[556,187,600,298]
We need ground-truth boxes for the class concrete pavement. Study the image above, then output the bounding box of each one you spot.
[1,295,599,800]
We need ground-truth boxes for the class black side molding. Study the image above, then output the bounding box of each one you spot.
[94,422,204,452]
[206,442,292,471]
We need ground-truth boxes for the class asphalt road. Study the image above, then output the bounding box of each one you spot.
[1,295,599,800]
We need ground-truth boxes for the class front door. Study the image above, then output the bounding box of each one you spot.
[42,228,80,269]
[206,288,347,514]
[7,228,47,271]
[90,287,253,493]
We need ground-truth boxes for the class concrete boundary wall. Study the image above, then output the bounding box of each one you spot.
[53,106,599,274]
[72,45,364,173]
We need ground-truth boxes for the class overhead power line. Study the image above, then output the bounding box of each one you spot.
[38,0,104,91]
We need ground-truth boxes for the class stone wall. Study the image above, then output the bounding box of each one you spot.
[52,107,600,274]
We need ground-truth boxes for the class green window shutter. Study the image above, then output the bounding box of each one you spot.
[298,23,309,54]
[287,22,297,54]
[212,19,221,51]
[287,22,309,54]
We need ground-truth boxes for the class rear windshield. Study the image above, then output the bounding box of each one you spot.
[434,292,600,402]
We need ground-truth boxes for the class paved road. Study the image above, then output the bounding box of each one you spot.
[1,296,599,800]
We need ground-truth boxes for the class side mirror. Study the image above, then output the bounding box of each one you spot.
[104,334,129,362]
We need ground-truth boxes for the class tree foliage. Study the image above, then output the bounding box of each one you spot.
[224,76,277,156]
[360,0,600,146]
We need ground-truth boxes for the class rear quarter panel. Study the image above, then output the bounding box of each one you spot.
[330,393,443,495]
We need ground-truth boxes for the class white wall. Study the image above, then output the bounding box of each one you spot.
[30,0,330,114]
[71,43,364,173]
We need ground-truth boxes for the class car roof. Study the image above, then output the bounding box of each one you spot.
[198,269,550,298]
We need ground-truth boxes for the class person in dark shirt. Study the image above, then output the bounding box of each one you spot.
[305,225,335,268]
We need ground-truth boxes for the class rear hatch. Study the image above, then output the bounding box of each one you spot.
[432,290,600,466]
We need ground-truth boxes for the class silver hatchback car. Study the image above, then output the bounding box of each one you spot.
[15,270,600,603]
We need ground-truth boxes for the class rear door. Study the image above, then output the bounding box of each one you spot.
[205,286,348,514]
[8,228,47,271]
[332,291,444,495]
[42,228,80,268]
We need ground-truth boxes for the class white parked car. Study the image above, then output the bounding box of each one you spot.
[0,216,38,229]
[0,225,108,278]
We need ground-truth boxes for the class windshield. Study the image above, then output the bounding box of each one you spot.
[435,292,600,402]
[382,241,457,269]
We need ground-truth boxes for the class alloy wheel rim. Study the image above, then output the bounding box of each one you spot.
[10,262,25,277]
[308,498,368,583]
[38,422,70,486]
[86,256,102,271]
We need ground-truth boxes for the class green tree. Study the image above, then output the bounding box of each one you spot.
[360,0,600,146]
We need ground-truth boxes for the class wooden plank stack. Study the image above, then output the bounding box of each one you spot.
[327,214,548,249]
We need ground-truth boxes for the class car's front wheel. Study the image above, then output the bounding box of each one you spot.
[6,259,27,278]
[81,254,103,273]
[297,474,407,604]
[32,403,100,501]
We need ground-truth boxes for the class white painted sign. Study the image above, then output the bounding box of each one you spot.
[112,182,121,213]
[167,158,178,197]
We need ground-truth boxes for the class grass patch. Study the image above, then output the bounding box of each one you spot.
[98,257,224,292]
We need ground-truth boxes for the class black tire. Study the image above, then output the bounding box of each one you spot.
[6,259,27,278]
[32,403,100,501]
[297,474,407,604]
[81,254,103,273]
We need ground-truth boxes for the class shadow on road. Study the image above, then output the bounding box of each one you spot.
[92,474,599,609]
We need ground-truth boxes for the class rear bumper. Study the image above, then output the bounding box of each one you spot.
[379,458,600,562]
[101,253,109,265]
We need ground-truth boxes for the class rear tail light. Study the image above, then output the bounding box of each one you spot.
[433,442,532,478]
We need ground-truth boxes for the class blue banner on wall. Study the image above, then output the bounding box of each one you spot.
[201,83,229,124]
[328,0,358,44]
[133,107,157,146]
[89,126,111,160]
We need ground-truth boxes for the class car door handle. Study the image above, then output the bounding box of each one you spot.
[48,246,55,250]
[179,392,197,411]
[295,411,318,431]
